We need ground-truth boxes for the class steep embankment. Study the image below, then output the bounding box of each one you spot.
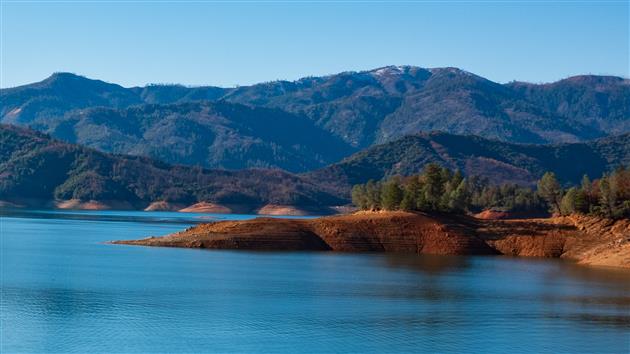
[114,212,495,254]
[114,211,630,268]
[480,215,630,267]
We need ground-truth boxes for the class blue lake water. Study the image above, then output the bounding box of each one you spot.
[1,209,629,353]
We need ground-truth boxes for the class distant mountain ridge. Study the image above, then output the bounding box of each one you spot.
[2,67,629,170]
[34,101,354,172]
[1,73,143,124]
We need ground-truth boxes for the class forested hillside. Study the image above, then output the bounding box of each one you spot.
[2,125,628,213]
[27,101,354,172]
[306,132,630,197]
[0,125,343,211]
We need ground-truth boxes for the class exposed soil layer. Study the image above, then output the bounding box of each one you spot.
[474,209,550,220]
[55,199,134,210]
[256,204,311,216]
[178,202,233,214]
[144,201,187,211]
[482,215,630,268]
[115,211,494,254]
[0,198,332,216]
[114,211,630,268]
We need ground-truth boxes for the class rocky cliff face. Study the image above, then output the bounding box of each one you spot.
[114,212,630,268]
[483,215,630,268]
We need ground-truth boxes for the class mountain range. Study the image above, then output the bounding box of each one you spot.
[2,67,629,172]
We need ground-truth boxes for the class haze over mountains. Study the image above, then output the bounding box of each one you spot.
[2,66,629,172]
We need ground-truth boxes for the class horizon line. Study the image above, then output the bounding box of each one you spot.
[2,65,629,90]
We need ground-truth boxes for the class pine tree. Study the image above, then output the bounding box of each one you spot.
[537,172,563,214]
[560,187,578,215]
[598,176,616,218]
[581,174,592,195]
[580,174,592,212]
[400,177,421,211]
[448,179,470,212]
[610,166,630,217]
[381,179,404,210]
[365,180,381,210]
[351,185,368,210]
[451,170,464,187]
[423,163,445,211]
[574,189,589,213]
[350,165,630,219]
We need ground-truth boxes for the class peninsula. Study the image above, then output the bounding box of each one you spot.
[113,211,630,269]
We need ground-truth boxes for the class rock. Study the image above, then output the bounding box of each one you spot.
[256,204,310,216]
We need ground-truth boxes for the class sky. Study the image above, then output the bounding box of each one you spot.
[1,1,628,88]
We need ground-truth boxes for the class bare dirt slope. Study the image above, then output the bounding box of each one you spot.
[114,212,630,268]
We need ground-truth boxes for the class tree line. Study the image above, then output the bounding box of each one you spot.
[351,163,630,219]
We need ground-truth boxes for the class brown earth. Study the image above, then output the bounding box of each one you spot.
[481,215,630,268]
[114,211,493,254]
[178,202,233,214]
[113,211,630,268]
[144,201,187,211]
[55,199,134,210]
[474,209,549,220]
[0,197,330,216]
[474,209,510,220]
[256,204,311,216]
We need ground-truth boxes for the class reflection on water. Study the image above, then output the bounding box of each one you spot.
[558,260,630,286]
[380,254,630,331]
[1,208,240,225]
[1,210,629,353]
[382,253,472,273]
[0,208,315,225]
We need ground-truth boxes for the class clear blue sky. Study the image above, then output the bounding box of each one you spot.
[1,1,628,88]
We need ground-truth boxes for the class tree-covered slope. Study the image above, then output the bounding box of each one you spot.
[2,125,628,210]
[221,67,630,146]
[0,125,344,210]
[0,73,143,124]
[29,101,356,172]
[3,68,628,157]
[305,132,630,196]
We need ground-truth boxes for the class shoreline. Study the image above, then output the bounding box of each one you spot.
[5,202,628,269]
[0,199,336,216]
[113,211,630,269]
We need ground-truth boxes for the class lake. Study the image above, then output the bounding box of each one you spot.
[1,209,629,353]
